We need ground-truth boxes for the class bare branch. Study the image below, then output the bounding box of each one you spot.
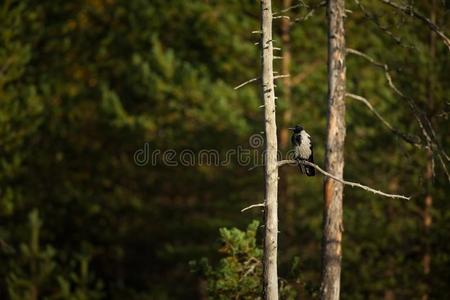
[248,163,265,171]
[290,1,326,25]
[278,160,411,200]
[346,48,450,179]
[273,16,291,20]
[379,0,450,51]
[273,0,309,15]
[436,151,450,182]
[241,203,265,212]
[274,74,290,79]
[241,264,258,280]
[346,93,423,147]
[291,60,322,85]
[347,48,384,68]
[353,0,416,50]
[346,93,394,130]
[234,77,260,90]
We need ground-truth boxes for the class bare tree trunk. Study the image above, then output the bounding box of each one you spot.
[320,0,346,299]
[260,1,279,299]
[279,0,294,237]
[422,2,436,299]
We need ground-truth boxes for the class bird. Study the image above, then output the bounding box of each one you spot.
[289,125,315,176]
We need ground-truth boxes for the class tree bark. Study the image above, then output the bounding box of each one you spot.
[320,0,346,299]
[260,1,279,299]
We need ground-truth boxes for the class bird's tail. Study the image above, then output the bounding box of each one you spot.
[295,158,305,174]
[296,156,315,176]
[305,154,315,176]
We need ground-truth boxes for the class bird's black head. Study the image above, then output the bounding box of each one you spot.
[288,125,303,133]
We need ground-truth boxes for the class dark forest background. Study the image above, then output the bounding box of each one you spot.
[0,0,449,299]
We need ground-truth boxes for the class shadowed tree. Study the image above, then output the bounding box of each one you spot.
[321,0,346,299]
[260,0,279,299]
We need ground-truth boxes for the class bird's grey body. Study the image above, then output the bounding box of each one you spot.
[294,130,312,159]
[290,125,315,176]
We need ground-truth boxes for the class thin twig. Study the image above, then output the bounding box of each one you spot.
[379,0,450,51]
[241,203,265,212]
[274,74,290,79]
[234,77,259,90]
[347,48,450,180]
[346,93,394,130]
[291,60,322,85]
[346,92,422,146]
[273,15,291,20]
[273,1,306,15]
[353,0,416,50]
[248,163,265,171]
[278,160,411,200]
[290,1,326,25]
[241,264,258,280]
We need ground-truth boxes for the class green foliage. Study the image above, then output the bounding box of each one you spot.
[0,0,449,299]
[194,221,299,300]
[202,220,263,299]
[5,210,104,300]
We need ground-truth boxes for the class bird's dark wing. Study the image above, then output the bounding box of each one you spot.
[305,141,315,176]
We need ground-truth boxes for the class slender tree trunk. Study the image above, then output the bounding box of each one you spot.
[422,2,436,299]
[279,0,294,237]
[260,1,279,299]
[320,0,346,299]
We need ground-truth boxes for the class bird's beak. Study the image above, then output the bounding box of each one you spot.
[288,127,295,130]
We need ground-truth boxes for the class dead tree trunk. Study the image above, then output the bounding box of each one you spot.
[260,0,279,299]
[320,0,346,299]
